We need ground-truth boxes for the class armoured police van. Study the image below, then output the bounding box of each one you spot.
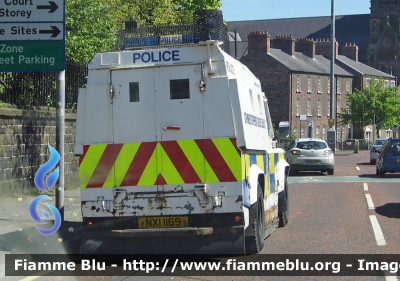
[75,37,290,254]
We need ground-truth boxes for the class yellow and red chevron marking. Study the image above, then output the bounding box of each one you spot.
[79,138,241,188]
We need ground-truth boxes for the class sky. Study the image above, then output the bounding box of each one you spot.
[220,0,371,22]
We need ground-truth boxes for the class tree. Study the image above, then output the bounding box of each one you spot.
[340,79,400,138]
[66,0,222,64]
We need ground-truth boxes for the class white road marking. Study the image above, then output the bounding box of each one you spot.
[363,183,368,191]
[356,166,360,170]
[20,277,40,281]
[385,273,399,281]
[369,215,387,246]
[365,194,375,209]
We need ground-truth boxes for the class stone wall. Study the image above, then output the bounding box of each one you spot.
[0,105,78,194]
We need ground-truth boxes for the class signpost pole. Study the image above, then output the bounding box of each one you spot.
[1,0,66,220]
[56,70,65,221]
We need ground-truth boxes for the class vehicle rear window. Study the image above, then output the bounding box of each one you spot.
[389,141,400,156]
[374,140,386,145]
[129,82,139,102]
[170,79,190,99]
[296,141,327,150]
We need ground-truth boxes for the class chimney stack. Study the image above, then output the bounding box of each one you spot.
[272,35,295,56]
[248,30,271,55]
[315,39,339,58]
[342,43,359,62]
[295,38,316,58]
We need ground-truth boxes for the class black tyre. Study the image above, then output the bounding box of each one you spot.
[370,159,375,165]
[327,169,334,175]
[245,184,265,254]
[278,177,289,227]
[376,166,386,177]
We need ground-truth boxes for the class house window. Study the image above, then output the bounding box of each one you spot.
[307,98,311,116]
[318,76,322,93]
[323,126,326,140]
[296,98,300,116]
[301,128,305,137]
[384,80,389,88]
[293,128,298,137]
[170,79,190,99]
[346,79,350,93]
[337,99,341,116]
[336,78,341,94]
[316,126,320,138]
[391,81,396,87]
[317,99,321,116]
[342,126,346,141]
[129,82,140,102]
[366,131,371,143]
[296,75,301,92]
[386,130,392,138]
[307,76,312,93]
[366,78,371,87]
[327,77,330,94]
[327,99,330,116]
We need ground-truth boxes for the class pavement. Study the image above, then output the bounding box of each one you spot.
[0,148,371,280]
[0,188,83,279]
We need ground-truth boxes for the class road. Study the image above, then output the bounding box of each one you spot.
[1,150,399,281]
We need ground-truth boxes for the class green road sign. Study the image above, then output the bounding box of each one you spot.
[0,41,65,71]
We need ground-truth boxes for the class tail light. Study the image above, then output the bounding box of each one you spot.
[323,149,333,155]
[290,149,301,155]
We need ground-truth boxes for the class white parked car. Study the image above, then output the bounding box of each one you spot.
[285,138,334,175]
[369,138,389,164]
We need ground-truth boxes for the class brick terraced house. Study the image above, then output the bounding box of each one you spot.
[240,31,394,143]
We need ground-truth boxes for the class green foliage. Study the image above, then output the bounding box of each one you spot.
[66,0,222,64]
[16,77,35,107]
[46,94,53,110]
[66,0,117,64]
[0,72,13,95]
[287,134,297,144]
[340,79,400,137]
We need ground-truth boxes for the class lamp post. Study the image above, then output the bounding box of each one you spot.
[327,0,336,152]
[386,15,398,86]
[386,16,398,137]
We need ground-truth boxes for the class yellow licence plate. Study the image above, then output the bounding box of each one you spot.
[138,216,189,229]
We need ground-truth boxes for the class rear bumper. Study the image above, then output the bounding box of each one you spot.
[82,226,243,238]
[381,164,400,173]
[82,213,244,237]
[290,164,334,171]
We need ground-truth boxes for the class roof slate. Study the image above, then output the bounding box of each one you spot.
[336,55,395,78]
[268,49,352,76]
[226,14,370,62]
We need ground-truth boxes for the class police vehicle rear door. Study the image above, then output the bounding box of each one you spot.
[153,64,205,184]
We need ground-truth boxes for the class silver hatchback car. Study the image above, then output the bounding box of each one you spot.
[285,138,335,175]
[369,138,388,164]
